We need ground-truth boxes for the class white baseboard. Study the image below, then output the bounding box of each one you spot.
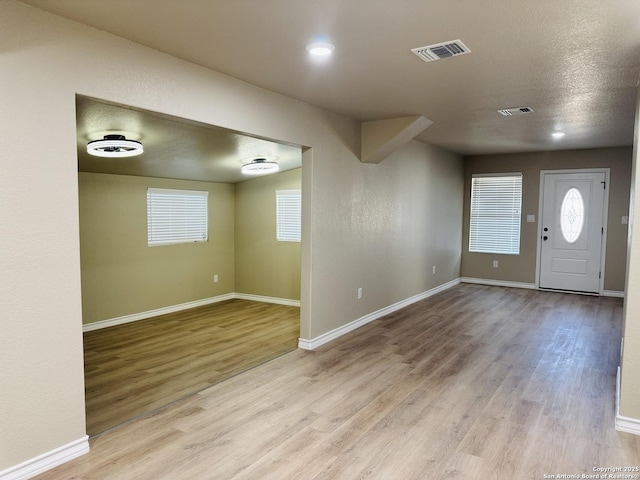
[298,278,461,351]
[83,294,235,332]
[461,278,624,298]
[0,436,89,480]
[460,277,537,290]
[604,290,625,298]
[616,366,640,436]
[83,293,299,332]
[234,293,300,307]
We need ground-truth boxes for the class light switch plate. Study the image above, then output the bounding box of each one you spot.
[526,215,535,223]
[622,216,629,225]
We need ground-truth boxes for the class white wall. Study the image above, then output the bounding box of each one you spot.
[0,1,462,472]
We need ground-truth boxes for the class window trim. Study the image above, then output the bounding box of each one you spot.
[147,187,209,247]
[276,189,301,243]
[469,173,522,255]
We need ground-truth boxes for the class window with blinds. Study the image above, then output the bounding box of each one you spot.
[469,174,522,255]
[147,188,208,246]
[276,190,301,242]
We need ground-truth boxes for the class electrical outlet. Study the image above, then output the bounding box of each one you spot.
[432,266,436,274]
[492,260,498,268]
[357,287,363,299]
[214,274,219,283]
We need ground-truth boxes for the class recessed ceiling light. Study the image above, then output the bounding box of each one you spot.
[306,42,335,56]
[87,134,143,157]
[241,158,279,175]
[551,132,565,139]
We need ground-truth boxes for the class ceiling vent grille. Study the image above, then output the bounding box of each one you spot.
[411,39,471,63]
[497,107,535,116]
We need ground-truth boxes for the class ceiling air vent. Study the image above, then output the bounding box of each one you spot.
[497,107,535,116]
[411,39,471,63]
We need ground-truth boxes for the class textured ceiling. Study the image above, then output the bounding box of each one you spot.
[76,96,302,183]
[22,0,640,156]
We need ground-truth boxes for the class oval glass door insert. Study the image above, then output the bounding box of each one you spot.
[560,187,584,243]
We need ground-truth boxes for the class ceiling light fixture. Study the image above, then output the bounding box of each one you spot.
[87,134,144,157]
[306,42,335,56]
[241,158,279,175]
[551,132,565,139]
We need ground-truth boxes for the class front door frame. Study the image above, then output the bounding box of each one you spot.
[535,168,610,295]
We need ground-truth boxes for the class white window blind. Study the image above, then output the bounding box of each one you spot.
[276,190,301,242]
[147,188,208,246]
[469,174,522,255]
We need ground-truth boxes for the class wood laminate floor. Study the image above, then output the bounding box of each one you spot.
[40,284,640,479]
[84,299,300,436]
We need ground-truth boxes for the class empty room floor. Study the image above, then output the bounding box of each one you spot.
[40,284,640,479]
[84,299,300,436]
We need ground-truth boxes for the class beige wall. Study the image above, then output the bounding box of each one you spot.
[462,147,632,291]
[78,173,235,324]
[0,3,464,470]
[309,139,464,339]
[235,168,301,300]
[9,1,640,473]
[620,87,640,420]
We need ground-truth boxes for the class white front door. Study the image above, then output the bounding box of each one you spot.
[539,171,607,293]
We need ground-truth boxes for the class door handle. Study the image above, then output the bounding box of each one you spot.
[543,236,548,241]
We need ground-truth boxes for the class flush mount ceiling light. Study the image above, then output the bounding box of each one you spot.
[87,134,143,158]
[552,132,566,139]
[241,158,280,175]
[306,42,335,56]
